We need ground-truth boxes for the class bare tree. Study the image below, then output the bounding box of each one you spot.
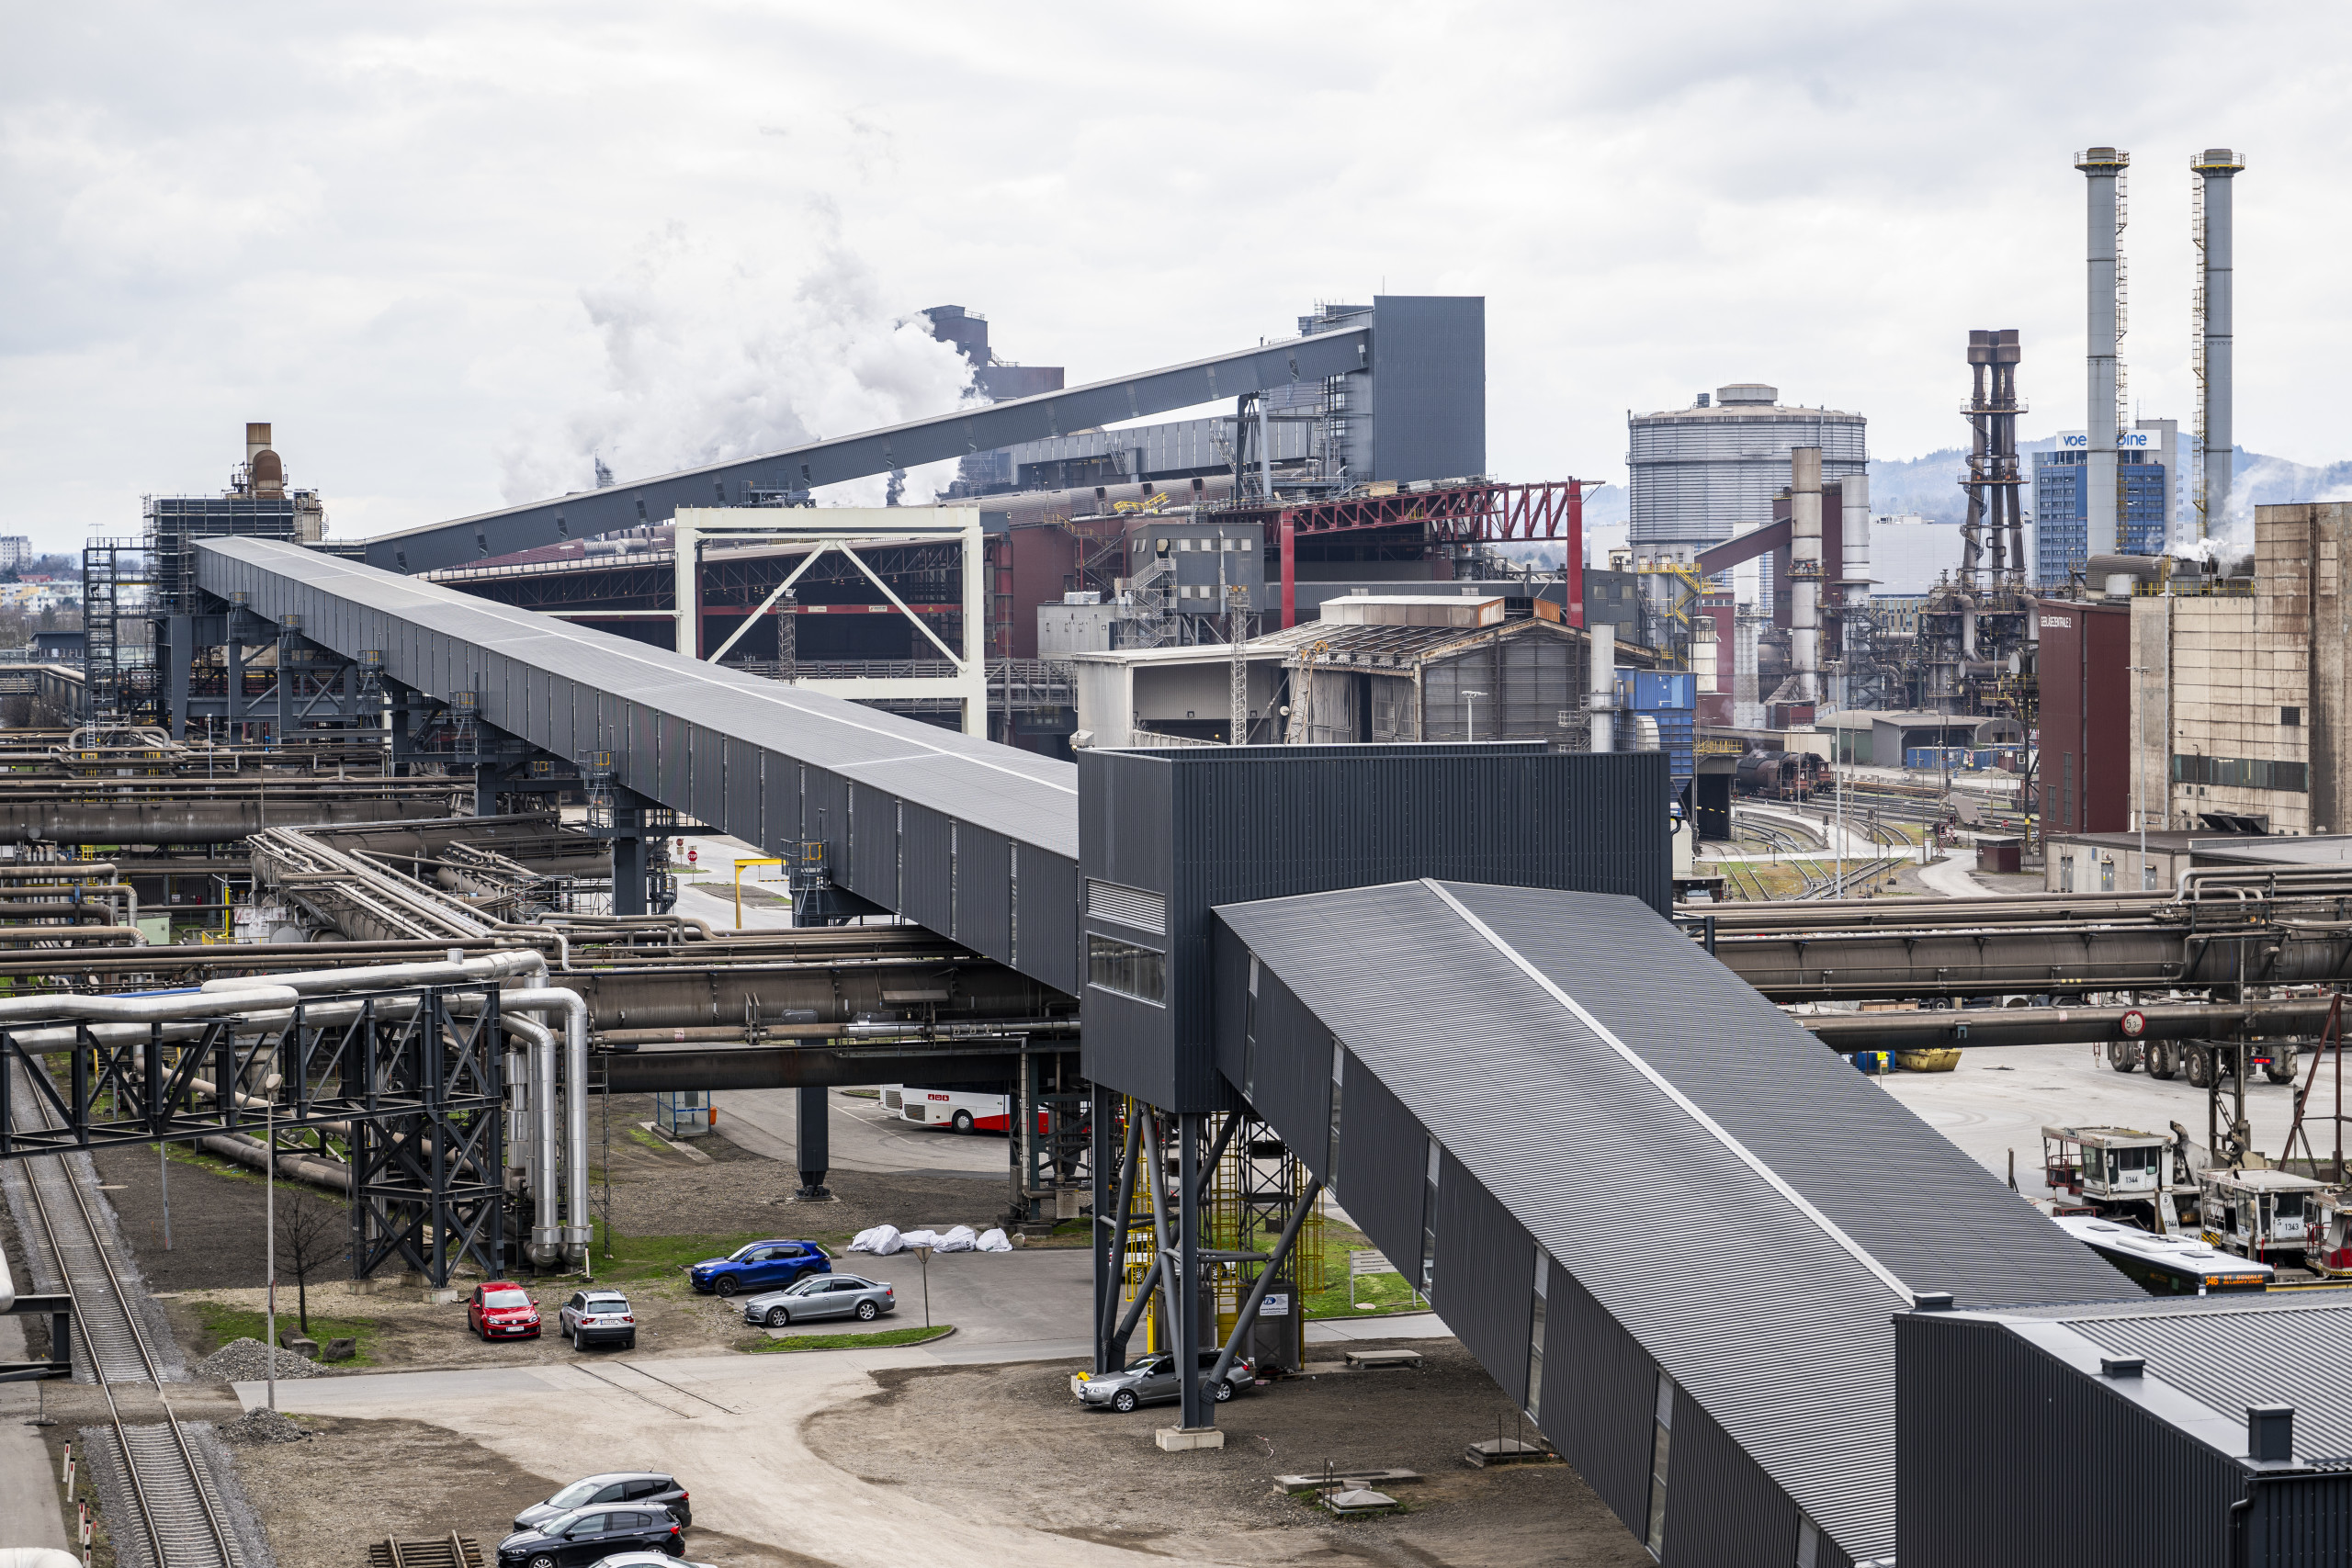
[275,1181,342,1337]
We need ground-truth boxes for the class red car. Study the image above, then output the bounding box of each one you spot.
[469,1280,543,1341]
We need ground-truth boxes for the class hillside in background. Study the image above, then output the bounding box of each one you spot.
[1870,444,2352,528]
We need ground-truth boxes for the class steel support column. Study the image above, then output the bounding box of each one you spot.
[1091,1084,1128,1373]
[1174,1110,1207,1429]
[796,1081,830,1198]
[611,788,651,918]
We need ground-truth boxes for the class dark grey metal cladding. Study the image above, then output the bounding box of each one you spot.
[1329,1050,1425,1256]
[691,726,725,829]
[848,782,897,909]
[1667,1394,1809,1568]
[1368,294,1486,482]
[361,325,1374,573]
[1428,1146,1533,1400]
[724,738,760,840]
[1439,881,2128,1311]
[1544,1264,1667,1535]
[191,537,1080,992]
[900,802,954,940]
[1895,1313,2255,1568]
[955,826,1012,958]
[1216,878,1909,1560]
[1211,923,1323,1156]
[1016,842,1078,994]
[1080,745,1670,1111]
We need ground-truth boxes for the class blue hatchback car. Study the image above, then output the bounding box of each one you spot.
[686,1239,831,1297]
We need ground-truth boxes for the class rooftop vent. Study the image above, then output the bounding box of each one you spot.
[2250,1404,2296,1462]
[1716,384,1779,406]
[1911,1292,1955,1311]
[2099,1356,2144,1379]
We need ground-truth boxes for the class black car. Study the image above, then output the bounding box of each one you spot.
[496,1507,684,1568]
[515,1473,692,1532]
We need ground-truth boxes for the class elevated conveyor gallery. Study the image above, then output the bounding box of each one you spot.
[196,535,1080,992]
[1213,880,2129,1566]
[360,320,1380,573]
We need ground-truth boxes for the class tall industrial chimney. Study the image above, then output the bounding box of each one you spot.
[2076,148,2130,558]
[2194,149,2245,539]
[1789,446,1822,705]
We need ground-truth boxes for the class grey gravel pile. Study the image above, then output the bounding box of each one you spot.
[192,1337,324,1382]
[218,1407,310,1446]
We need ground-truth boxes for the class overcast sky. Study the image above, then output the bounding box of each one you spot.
[6,3,2347,555]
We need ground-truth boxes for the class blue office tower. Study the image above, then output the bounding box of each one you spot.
[2033,448,2168,586]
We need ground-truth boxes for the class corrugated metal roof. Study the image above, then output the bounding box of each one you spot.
[2016,1296,2352,1461]
[1214,879,2136,1560]
[194,536,1077,857]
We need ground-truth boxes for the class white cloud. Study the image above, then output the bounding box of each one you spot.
[3,3,2348,554]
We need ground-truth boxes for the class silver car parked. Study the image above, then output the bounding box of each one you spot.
[741,1272,897,1328]
[1072,1350,1256,1413]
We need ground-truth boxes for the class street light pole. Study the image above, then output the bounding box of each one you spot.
[1464,691,1487,743]
[2128,662,2149,887]
[265,1092,276,1412]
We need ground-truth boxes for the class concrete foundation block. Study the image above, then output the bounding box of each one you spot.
[1155,1426,1227,1452]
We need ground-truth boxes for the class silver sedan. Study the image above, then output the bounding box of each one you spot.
[1072,1350,1256,1412]
[741,1272,897,1328]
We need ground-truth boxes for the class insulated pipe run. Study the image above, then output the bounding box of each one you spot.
[506,986,590,1266]
[1789,446,1823,705]
[0,861,119,880]
[1589,623,1616,753]
[503,1011,564,1265]
[198,949,547,996]
[0,984,303,1027]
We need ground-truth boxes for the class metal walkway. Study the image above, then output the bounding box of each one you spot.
[359,322,1372,573]
[1213,880,2131,1568]
[194,536,1080,993]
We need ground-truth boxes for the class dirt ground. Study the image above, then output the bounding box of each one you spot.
[224,1415,802,1568]
[805,1340,1653,1568]
[84,1092,1037,1376]
[158,1262,797,1373]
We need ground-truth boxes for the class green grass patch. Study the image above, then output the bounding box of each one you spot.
[1298,1224,1428,1321]
[193,1299,384,1367]
[749,1324,954,1353]
[623,1125,672,1155]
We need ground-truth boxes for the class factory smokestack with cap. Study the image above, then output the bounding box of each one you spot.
[2193,149,2245,540]
[2075,147,2130,561]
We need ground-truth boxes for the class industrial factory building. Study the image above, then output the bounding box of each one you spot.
[1626,383,1869,560]
[38,152,2352,1568]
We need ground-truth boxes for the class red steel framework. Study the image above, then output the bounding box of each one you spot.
[1210,479,1588,628]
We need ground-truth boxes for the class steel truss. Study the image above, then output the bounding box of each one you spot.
[1089,1096,1323,1429]
[0,985,505,1286]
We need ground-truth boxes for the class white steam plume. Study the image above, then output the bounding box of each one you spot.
[498,220,975,508]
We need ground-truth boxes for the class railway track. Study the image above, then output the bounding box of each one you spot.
[10,1062,243,1568]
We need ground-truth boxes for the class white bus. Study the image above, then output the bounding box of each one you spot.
[879,1085,1054,1135]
